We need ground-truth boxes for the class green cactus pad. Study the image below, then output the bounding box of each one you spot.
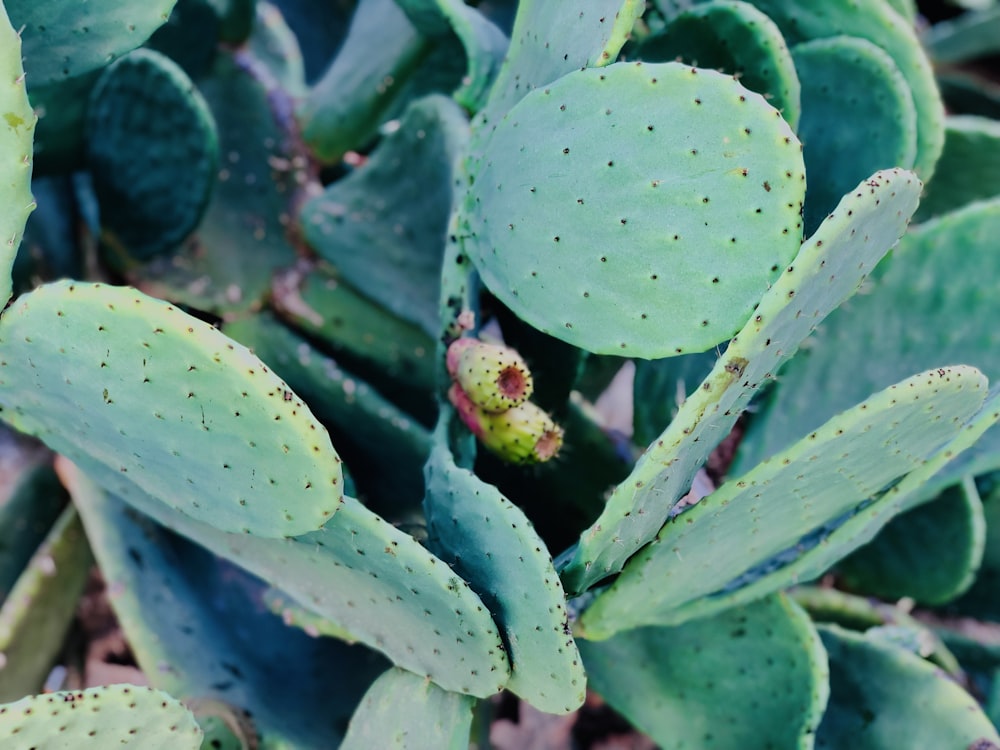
[72,479,388,748]
[86,49,219,261]
[341,667,475,750]
[579,594,828,749]
[301,94,469,336]
[835,477,986,606]
[9,0,177,86]
[0,685,202,748]
[224,313,432,518]
[392,0,507,112]
[560,168,922,595]
[248,2,307,98]
[0,505,92,701]
[792,36,917,234]
[915,115,1000,220]
[425,446,585,714]
[463,61,806,357]
[733,198,1000,501]
[653,385,1000,628]
[59,459,510,698]
[297,0,427,163]
[0,281,344,537]
[950,481,1000,620]
[579,365,991,639]
[132,49,299,314]
[815,625,1000,748]
[472,0,644,144]
[923,4,1000,64]
[0,4,35,308]
[745,0,944,181]
[635,0,802,130]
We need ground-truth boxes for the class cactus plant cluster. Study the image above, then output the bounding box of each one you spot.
[1,0,1000,747]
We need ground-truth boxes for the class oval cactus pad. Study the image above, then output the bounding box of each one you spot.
[462,61,806,358]
[0,281,344,537]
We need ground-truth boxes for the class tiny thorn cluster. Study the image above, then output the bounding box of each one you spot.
[445,338,562,464]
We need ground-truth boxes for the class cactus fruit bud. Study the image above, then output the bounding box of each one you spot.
[449,384,563,464]
[446,338,534,413]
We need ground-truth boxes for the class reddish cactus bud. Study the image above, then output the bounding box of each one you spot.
[446,339,533,413]
[448,383,562,464]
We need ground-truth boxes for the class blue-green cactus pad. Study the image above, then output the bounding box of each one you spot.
[59,459,511,698]
[133,49,299,314]
[732,198,1000,500]
[0,685,202,748]
[393,0,508,112]
[635,0,802,130]
[9,0,177,85]
[580,365,991,638]
[341,667,475,750]
[792,36,917,234]
[560,168,922,594]
[579,594,828,748]
[462,61,806,357]
[300,94,469,336]
[835,477,986,606]
[0,4,36,307]
[425,446,585,714]
[73,481,388,749]
[86,49,219,260]
[472,0,644,143]
[0,281,344,537]
[815,625,1000,747]
[915,115,1000,220]
[297,0,427,163]
[745,0,944,181]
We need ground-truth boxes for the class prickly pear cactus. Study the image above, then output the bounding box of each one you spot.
[462,60,806,357]
[578,365,996,638]
[0,685,203,749]
[0,281,344,537]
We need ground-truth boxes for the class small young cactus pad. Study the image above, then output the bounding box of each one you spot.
[0,281,344,537]
[0,685,202,749]
[462,61,806,357]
